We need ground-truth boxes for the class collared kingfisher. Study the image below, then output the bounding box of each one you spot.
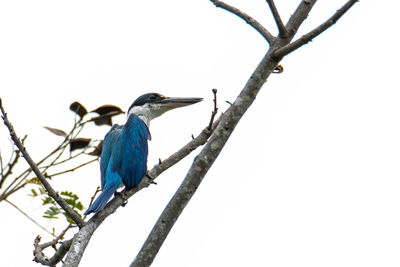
[84,93,202,215]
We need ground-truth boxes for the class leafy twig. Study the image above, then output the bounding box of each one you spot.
[0,98,85,228]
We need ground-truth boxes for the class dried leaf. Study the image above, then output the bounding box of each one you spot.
[89,140,103,156]
[43,126,67,137]
[70,138,91,152]
[90,105,124,126]
[91,105,123,116]
[91,111,124,126]
[92,116,113,126]
[70,102,88,119]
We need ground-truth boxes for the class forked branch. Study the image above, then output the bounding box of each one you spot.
[266,0,287,37]
[0,98,85,228]
[210,0,275,44]
[131,1,359,266]
[274,0,359,58]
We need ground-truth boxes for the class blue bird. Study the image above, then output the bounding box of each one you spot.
[84,93,202,215]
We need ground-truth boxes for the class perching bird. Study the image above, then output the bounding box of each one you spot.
[84,93,202,215]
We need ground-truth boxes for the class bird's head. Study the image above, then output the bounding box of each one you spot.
[127,93,203,126]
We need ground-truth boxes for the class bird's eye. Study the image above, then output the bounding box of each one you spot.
[149,94,157,101]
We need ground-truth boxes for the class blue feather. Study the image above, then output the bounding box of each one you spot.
[84,114,149,215]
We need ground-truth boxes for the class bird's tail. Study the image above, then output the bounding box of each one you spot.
[84,185,119,215]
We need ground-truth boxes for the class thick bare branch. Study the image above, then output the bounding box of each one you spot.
[132,41,281,267]
[274,0,359,58]
[266,0,288,37]
[285,0,317,38]
[0,98,85,228]
[210,0,275,44]
[131,1,359,265]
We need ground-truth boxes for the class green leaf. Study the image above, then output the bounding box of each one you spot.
[26,177,41,185]
[42,196,55,206]
[43,206,60,219]
[29,189,38,197]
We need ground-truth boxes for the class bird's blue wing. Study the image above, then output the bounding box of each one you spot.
[100,124,123,189]
[85,124,124,215]
[119,115,149,188]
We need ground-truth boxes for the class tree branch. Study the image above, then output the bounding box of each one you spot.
[61,117,220,267]
[45,158,98,178]
[0,148,20,189]
[130,0,359,265]
[0,98,85,228]
[274,0,358,58]
[266,0,287,37]
[285,0,317,37]
[210,0,275,44]
[208,89,218,130]
[132,45,279,267]
[33,225,74,266]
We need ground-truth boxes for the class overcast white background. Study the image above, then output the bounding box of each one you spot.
[1,1,399,266]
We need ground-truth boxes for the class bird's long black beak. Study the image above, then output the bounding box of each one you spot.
[157,97,203,109]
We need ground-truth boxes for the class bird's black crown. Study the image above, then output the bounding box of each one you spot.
[128,93,166,111]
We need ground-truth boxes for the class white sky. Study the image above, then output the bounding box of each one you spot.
[1,1,399,266]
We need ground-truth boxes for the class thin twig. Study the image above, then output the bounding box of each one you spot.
[6,158,99,196]
[0,149,3,178]
[0,98,85,228]
[0,149,20,189]
[46,158,98,178]
[37,224,73,249]
[39,148,88,169]
[208,89,219,130]
[274,0,359,58]
[0,121,80,199]
[210,0,275,44]
[4,199,56,237]
[83,186,100,221]
[266,0,287,37]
